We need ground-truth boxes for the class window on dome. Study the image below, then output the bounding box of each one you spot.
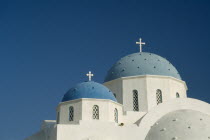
[176,92,180,98]
[93,105,99,120]
[156,89,162,105]
[57,112,60,124]
[69,106,74,121]
[133,90,139,111]
[114,108,118,123]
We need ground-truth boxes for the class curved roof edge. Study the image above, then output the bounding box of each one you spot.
[137,98,210,139]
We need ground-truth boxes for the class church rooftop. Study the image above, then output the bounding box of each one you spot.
[104,52,181,82]
[62,81,117,102]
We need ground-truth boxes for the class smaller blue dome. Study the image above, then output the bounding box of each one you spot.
[62,81,117,102]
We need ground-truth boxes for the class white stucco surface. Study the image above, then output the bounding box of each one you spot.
[25,74,210,140]
[138,98,210,139]
[104,75,187,112]
[145,109,210,140]
[57,99,123,124]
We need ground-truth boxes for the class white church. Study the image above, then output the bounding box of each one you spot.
[25,38,210,140]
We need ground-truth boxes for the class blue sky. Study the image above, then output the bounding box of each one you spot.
[0,0,210,139]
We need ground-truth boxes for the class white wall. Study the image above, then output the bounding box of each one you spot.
[25,98,210,140]
[104,75,188,112]
[25,74,194,140]
[122,111,146,124]
[56,122,141,140]
[57,99,123,124]
[145,75,187,110]
[103,80,123,104]
[57,99,82,124]
[122,77,148,112]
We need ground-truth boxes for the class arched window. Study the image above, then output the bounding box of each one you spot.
[176,92,180,98]
[57,112,60,124]
[133,90,139,111]
[114,108,118,123]
[92,105,99,120]
[113,93,116,98]
[156,89,163,105]
[69,106,74,121]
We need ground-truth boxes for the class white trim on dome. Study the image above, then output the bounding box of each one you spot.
[57,98,123,110]
[104,74,188,90]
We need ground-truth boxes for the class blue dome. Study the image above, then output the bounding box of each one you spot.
[62,81,117,102]
[104,52,181,82]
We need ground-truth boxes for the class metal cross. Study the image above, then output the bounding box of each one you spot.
[86,71,94,81]
[136,38,146,52]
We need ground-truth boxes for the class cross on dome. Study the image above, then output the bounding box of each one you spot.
[136,38,146,52]
[86,71,94,81]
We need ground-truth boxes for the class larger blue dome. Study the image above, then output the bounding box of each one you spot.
[62,81,117,102]
[104,52,181,82]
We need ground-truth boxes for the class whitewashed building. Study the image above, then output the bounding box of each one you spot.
[25,39,210,140]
